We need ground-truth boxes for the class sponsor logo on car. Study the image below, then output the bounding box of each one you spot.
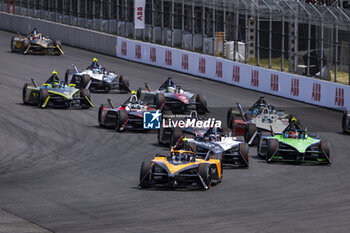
[143,110,162,129]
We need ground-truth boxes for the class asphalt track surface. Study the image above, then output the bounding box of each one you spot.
[0,29,350,233]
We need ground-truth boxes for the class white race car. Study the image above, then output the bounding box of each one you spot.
[65,59,130,93]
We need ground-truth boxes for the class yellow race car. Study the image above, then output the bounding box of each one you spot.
[139,149,222,190]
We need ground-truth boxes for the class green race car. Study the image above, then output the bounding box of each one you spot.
[23,71,93,109]
[257,122,331,164]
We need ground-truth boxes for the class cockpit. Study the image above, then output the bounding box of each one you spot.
[169,151,196,163]
[282,122,306,139]
[124,94,146,111]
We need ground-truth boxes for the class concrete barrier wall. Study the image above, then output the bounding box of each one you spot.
[0,12,117,56]
[1,12,348,110]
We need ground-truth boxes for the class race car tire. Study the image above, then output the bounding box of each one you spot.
[320,140,331,161]
[196,94,207,114]
[11,36,15,52]
[38,88,49,109]
[115,110,127,132]
[155,93,165,109]
[227,107,235,129]
[54,40,62,47]
[266,138,278,162]
[239,142,249,167]
[139,161,152,188]
[119,74,129,92]
[245,123,257,143]
[80,74,91,89]
[98,104,104,126]
[22,39,30,54]
[171,127,183,148]
[22,83,28,104]
[342,111,349,133]
[198,163,211,190]
[80,89,91,109]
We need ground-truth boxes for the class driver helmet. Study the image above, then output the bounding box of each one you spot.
[49,70,60,83]
[167,86,176,93]
[289,130,298,139]
[131,104,139,109]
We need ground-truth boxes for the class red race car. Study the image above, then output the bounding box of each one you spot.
[98,91,164,131]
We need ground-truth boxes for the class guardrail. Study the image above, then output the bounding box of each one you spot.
[0,11,348,110]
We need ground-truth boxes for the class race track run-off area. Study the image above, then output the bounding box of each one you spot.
[0,30,350,233]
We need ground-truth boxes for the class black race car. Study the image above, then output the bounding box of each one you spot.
[343,111,350,134]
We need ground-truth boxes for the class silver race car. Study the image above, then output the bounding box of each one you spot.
[65,58,130,93]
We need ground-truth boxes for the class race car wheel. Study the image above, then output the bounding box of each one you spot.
[22,39,30,54]
[98,104,104,126]
[11,37,15,52]
[115,110,127,132]
[320,140,331,161]
[196,94,207,114]
[155,93,165,109]
[227,108,235,129]
[139,161,152,188]
[80,89,91,109]
[342,111,348,133]
[38,88,49,109]
[22,83,28,104]
[170,127,183,148]
[245,123,257,143]
[80,74,91,89]
[119,74,129,92]
[239,143,249,167]
[198,163,211,190]
[266,138,278,162]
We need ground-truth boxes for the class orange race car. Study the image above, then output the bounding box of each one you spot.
[139,149,222,190]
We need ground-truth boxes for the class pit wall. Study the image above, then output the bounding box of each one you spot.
[0,12,348,110]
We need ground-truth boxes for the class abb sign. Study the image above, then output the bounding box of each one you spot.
[215,61,223,78]
[270,74,279,92]
[251,70,259,87]
[182,54,188,70]
[150,47,156,62]
[335,87,344,106]
[232,65,240,82]
[312,83,321,102]
[290,78,299,97]
[134,0,145,29]
[135,44,141,59]
[199,58,206,74]
[165,50,172,66]
[121,41,127,56]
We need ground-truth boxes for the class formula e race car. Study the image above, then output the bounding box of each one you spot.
[342,111,350,134]
[228,100,294,144]
[22,71,93,109]
[65,58,130,93]
[257,121,331,164]
[137,77,209,114]
[185,129,249,167]
[139,149,222,190]
[98,91,164,131]
[11,28,63,55]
